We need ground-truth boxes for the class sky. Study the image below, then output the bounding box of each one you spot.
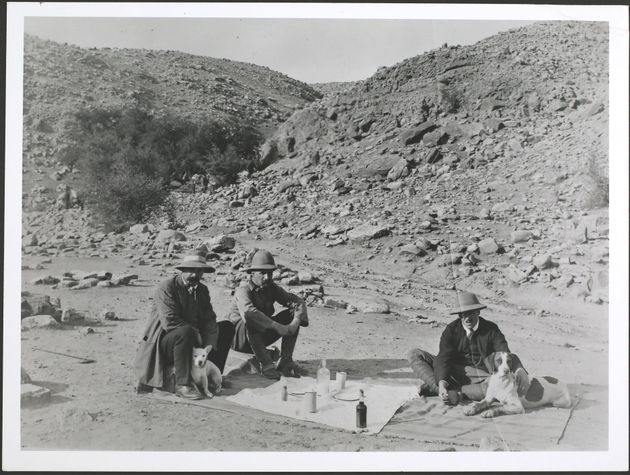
[22,16,540,83]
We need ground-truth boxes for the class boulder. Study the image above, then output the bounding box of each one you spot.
[478,237,500,254]
[357,300,390,314]
[399,244,425,256]
[205,235,236,252]
[21,315,61,330]
[399,121,438,145]
[510,230,533,243]
[61,308,86,323]
[533,254,553,270]
[323,298,348,309]
[297,271,315,283]
[155,229,187,245]
[111,274,138,285]
[502,265,528,284]
[347,224,390,242]
[387,159,410,181]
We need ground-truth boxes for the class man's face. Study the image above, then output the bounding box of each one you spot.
[181,269,203,287]
[250,270,273,288]
[459,309,480,330]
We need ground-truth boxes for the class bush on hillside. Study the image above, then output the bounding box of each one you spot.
[585,152,609,209]
[59,106,261,230]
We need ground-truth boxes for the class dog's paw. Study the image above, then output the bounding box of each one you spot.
[204,391,214,399]
[482,410,497,418]
[464,407,478,416]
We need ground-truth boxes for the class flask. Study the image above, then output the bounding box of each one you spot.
[356,389,367,429]
[281,384,288,401]
[317,359,330,395]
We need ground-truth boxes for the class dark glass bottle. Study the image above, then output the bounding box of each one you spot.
[356,389,367,428]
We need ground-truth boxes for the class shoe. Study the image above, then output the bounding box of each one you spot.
[418,383,438,397]
[277,360,307,378]
[444,390,462,406]
[261,365,282,380]
[175,385,203,400]
[136,383,154,394]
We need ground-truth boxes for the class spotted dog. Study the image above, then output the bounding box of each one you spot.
[464,352,572,418]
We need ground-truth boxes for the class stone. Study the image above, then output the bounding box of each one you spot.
[206,235,236,252]
[21,384,51,405]
[478,208,492,219]
[129,224,149,234]
[556,274,575,288]
[100,310,118,320]
[324,298,348,309]
[399,121,438,145]
[399,244,425,256]
[61,308,86,323]
[21,315,61,330]
[229,200,245,208]
[96,270,113,280]
[422,130,448,147]
[31,275,60,285]
[491,202,514,213]
[297,271,314,283]
[278,180,300,193]
[387,159,410,181]
[155,229,187,245]
[357,300,390,314]
[23,234,39,247]
[533,254,553,270]
[346,224,390,242]
[321,225,345,236]
[502,265,528,284]
[478,237,500,255]
[510,230,533,243]
[111,274,138,285]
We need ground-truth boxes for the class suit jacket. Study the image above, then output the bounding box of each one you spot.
[133,275,217,387]
[434,316,510,384]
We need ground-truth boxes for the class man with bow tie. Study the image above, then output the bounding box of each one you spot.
[407,291,529,406]
[134,248,234,400]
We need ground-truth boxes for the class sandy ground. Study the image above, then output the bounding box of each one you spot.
[17,234,610,460]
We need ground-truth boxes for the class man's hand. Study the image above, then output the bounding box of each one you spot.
[514,367,530,396]
[438,380,449,401]
[286,317,301,335]
[194,330,203,347]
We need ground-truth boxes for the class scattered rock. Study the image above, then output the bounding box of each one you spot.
[21,383,51,405]
[346,224,390,242]
[478,237,501,255]
[510,230,533,243]
[21,315,61,330]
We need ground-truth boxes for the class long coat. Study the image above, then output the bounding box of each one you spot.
[133,275,217,388]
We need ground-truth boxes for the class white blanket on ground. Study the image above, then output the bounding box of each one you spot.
[226,376,418,434]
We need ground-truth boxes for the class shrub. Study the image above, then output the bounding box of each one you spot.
[60,106,261,230]
[439,85,465,113]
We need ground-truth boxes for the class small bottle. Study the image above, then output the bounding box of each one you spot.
[356,389,367,429]
[281,384,288,401]
[317,359,330,395]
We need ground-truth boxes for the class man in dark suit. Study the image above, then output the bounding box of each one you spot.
[407,291,529,405]
[134,248,234,400]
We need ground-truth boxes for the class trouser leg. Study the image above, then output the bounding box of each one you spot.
[231,309,295,369]
[407,348,439,394]
[208,320,235,374]
[450,365,491,401]
[159,325,197,386]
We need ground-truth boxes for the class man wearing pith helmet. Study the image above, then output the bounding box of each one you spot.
[134,247,234,400]
[223,249,309,380]
[407,291,529,405]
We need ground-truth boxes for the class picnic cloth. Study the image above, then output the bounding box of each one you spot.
[382,389,577,450]
[225,376,419,434]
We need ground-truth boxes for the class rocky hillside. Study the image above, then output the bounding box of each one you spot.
[22,21,610,309]
[22,34,322,183]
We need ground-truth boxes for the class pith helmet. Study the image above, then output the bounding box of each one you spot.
[245,250,277,272]
[449,291,487,315]
[175,247,215,273]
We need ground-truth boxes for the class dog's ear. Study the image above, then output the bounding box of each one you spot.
[483,352,498,373]
[204,344,213,354]
[506,353,516,371]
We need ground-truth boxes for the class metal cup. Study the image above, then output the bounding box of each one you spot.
[304,391,317,413]
[336,371,347,390]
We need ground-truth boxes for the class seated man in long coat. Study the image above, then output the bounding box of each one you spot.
[134,249,234,400]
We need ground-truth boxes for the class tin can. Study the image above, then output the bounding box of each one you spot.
[336,371,347,390]
[304,391,317,413]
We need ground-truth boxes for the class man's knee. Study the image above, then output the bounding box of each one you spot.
[171,325,198,345]
[408,348,431,364]
[274,309,293,325]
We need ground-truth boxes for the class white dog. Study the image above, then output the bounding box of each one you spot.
[190,345,223,398]
[464,352,572,418]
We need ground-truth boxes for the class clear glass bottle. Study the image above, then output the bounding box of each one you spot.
[317,359,330,395]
